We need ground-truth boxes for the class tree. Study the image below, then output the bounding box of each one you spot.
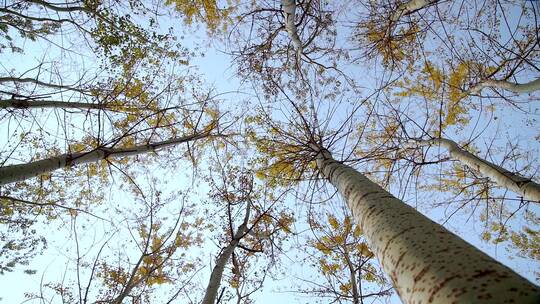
[411,137,540,202]
[0,0,189,110]
[0,130,215,186]
[201,149,297,303]
[202,166,256,304]
[0,0,224,277]
[469,77,540,94]
[202,202,250,304]
[245,86,539,301]
[2,0,540,303]
[282,0,304,57]
[302,209,392,303]
[224,0,348,98]
[23,186,206,303]
[311,145,540,302]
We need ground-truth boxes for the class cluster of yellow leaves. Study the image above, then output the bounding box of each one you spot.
[255,161,296,181]
[363,20,420,66]
[319,258,340,275]
[253,141,304,187]
[230,276,240,289]
[174,221,204,248]
[68,136,99,153]
[454,163,467,180]
[483,223,540,260]
[430,167,471,195]
[244,114,310,187]
[95,77,184,141]
[259,213,273,225]
[395,61,477,133]
[307,212,385,298]
[138,253,170,286]
[395,61,444,100]
[448,63,469,105]
[182,107,219,134]
[339,282,353,294]
[257,210,294,239]
[97,264,129,288]
[0,198,14,217]
[105,78,157,112]
[98,261,170,290]
[277,212,294,234]
[359,118,399,150]
[165,0,236,34]
[86,160,109,183]
[132,220,203,286]
[312,214,373,268]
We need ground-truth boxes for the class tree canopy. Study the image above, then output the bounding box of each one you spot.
[0,0,539,303]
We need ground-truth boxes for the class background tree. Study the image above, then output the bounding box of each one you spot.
[300,208,392,303]
[0,0,227,276]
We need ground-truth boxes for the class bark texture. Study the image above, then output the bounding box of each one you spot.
[315,149,540,303]
[419,138,540,202]
[0,132,210,186]
[470,77,540,94]
[390,0,439,23]
[282,0,303,55]
[202,204,250,304]
[0,99,105,109]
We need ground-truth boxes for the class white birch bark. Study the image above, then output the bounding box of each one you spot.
[202,204,250,304]
[281,0,303,56]
[0,132,210,186]
[469,77,540,94]
[417,138,540,202]
[390,0,439,23]
[315,149,540,303]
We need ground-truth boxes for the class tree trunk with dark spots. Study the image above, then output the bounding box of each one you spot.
[416,138,540,202]
[0,132,211,186]
[315,149,540,303]
[470,77,540,94]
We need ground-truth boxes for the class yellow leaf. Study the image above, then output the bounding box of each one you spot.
[358,243,373,257]
[353,226,363,238]
[327,214,339,230]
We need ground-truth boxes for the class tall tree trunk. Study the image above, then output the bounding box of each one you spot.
[202,204,250,304]
[0,132,211,186]
[390,0,440,23]
[315,148,540,303]
[0,99,107,110]
[470,77,540,94]
[281,0,303,56]
[417,138,540,202]
[386,0,439,40]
